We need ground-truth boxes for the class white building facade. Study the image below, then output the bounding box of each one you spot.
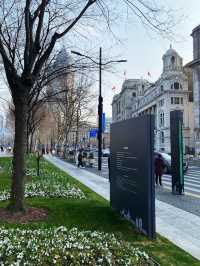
[112,47,194,154]
[188,25,200,154]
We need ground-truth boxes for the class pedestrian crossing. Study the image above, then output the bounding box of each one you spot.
[92,157,200,198]
[162,168,200,198]
[93,158,108,169]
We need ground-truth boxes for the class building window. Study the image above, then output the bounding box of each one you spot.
[160,111,164,127]
[132,92,136,97]
[171,97,183,105]
[159,99,164,107]
[171,82,182,90]
[160,131,165,144]
[174,97,180,104]
[117,101,121,114]
[174,82,180,90]
[171,56,175,65]
[181,97,183,104]
[160,85,164,92]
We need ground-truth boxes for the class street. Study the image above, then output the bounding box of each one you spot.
[92,157,200,198]
[163,165,200,198]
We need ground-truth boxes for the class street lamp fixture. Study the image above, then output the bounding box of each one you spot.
[71,48,127,171]
[71,51,84,57]
[116,60,127,63]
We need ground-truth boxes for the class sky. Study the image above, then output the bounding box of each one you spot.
[0,0,200,119]
[100,0,200,118]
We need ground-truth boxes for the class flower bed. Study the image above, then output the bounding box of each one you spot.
[0,180,85,201]
[0,160,86,201]
[0,226,155,265]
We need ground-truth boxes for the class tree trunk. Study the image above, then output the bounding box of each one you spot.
[29,130,34,153]
[26,121,29,154]
[8,98,27,212]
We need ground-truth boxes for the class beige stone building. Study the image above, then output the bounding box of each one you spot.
[36,47,75,150]
[112,47,195,154]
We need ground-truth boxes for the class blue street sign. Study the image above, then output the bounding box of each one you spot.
[89,129,98,138]
[102,113,106,132]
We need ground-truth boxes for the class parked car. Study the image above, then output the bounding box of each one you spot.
[154,152,188,174]
[102,148,110,157]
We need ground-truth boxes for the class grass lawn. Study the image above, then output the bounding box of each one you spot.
[0,156,199,266]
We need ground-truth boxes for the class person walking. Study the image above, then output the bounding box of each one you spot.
[77,151,84,168]
[155,154,165,186]
[82,151,87,167]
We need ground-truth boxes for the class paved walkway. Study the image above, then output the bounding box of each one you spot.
[46,155,200,260]
[0,152,12,157]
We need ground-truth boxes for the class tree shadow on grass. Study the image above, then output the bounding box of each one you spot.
[0,198,145,242]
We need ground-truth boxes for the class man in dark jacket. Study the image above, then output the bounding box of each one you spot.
[155,154,165,186]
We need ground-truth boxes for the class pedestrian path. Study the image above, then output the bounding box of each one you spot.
[0,152,12,157]
[163,168,200,198]
[44,155,200,261]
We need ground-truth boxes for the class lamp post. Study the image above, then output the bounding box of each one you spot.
[71,48,127,171]
[98,47,103,171]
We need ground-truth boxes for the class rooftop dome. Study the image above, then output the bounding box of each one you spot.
[47,46,72,77]
[163,44,180,58]
[162,45,183,73]
[54,46,72,70]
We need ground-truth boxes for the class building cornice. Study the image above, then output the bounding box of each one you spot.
[186,59,200,68]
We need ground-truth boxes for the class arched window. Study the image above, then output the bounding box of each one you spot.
[171,82,182,90]
[174,82,180,90]
[171,56,175,66]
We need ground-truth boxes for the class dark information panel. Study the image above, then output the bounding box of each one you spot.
[110,115,155,239]
[170,110,184,194]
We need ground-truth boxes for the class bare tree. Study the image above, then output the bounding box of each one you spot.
[27,103,47,153]
[45,69,96,152]
[0,0,176,212]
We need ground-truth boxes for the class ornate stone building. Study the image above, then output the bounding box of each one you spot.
[112,79,150,122]
[188,25,200,154]
[112,47,195,153]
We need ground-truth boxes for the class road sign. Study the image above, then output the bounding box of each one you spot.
[89,129,98,138]
[102,113,106,132]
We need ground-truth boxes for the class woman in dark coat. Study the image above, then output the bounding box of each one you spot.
[155,154,165,186]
